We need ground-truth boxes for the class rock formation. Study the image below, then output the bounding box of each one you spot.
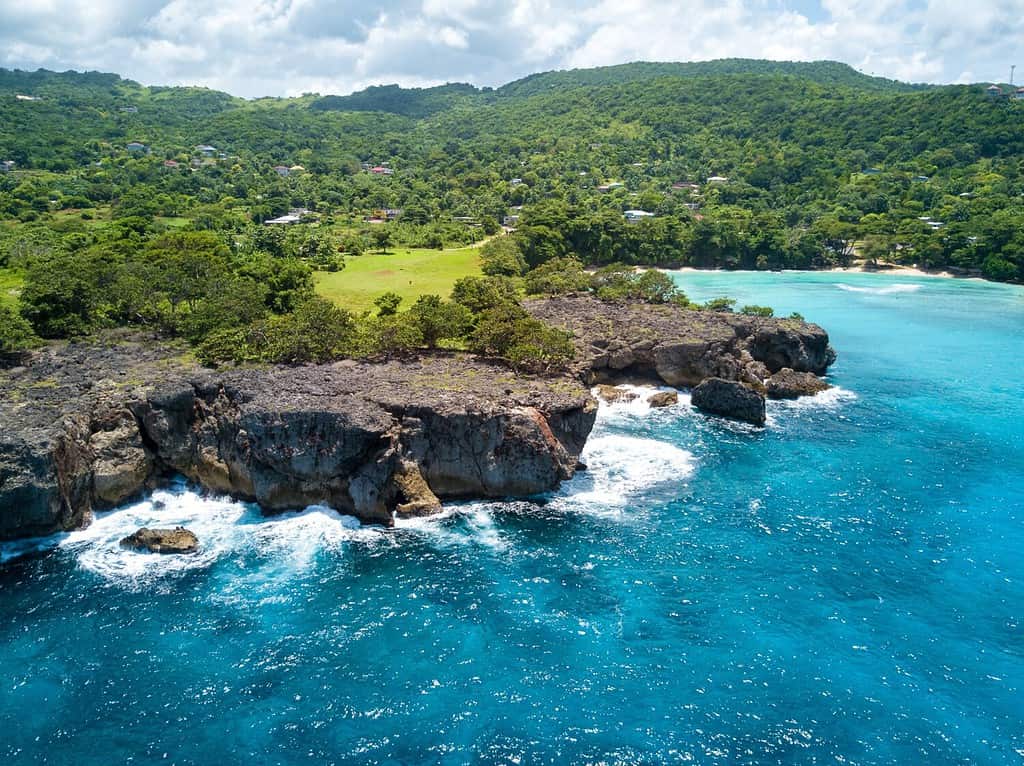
[0,339,595,540]
[120,526,198,554]
[647,391,679,408]
[765,368,832,399]
[526,296,835,423]
[691,378,767,426]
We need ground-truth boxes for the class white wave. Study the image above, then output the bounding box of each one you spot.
[593,384,689,422]
[549,434,696,517]
[47,485,379,589]
[394,503,509,551]
[836,283,922,295]
[770,385,858,412]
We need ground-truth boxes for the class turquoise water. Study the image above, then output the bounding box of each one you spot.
[2,271,1023,765]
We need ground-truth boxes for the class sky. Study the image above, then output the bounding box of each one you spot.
[0,0,1020,98]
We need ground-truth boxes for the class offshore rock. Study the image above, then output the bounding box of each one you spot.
[765,368,831,399]
[691,378,767,426]
[120,526,198,554]
[595,384,639,403]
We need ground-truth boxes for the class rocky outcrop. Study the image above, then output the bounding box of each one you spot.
[120,526,198,554]
[595,384,638,403]
[691,378,767,426]
[527,296,836,424]
[0,340,596,540]
[765,368,831,399]
[647,391,679,408]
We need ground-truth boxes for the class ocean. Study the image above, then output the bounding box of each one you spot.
[1,271,1022,764]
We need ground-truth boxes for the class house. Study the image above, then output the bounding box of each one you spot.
[119,106,138,114]
[597,181,624,192]
[862,167,882,175]
[672,182,700,191]
[126,142,148,154]
[162,160,180,168]
[510,178,524,185]
[195,145,217,157]
[370,166,394,175]
[706,175,729,184]
[372,208,403,221]
[684,202,700,211]
[986,84,1003,97]
[266,214,302,225]
[15,94,40,101]
[0,160,14,173]
[289,165,306,174]
[912,175,930,182]
[273,165,291,177]
[1015,88,1024,100]
[624,210,655,222]
[502,214,520,227]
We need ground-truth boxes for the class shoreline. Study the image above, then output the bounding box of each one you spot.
[663,264,983,280]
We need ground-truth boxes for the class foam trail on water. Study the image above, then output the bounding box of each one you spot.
[836,283,922,295]
[770,385,858,413]
[395,504,508,552]
[549,434,695,517]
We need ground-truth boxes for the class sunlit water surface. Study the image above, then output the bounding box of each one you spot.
[2,271,1022,764]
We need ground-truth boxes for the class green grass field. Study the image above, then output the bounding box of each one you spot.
[314,246,482,313]
[0,269,24,309]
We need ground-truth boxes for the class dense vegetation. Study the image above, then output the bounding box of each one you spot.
[1,59,1022,357]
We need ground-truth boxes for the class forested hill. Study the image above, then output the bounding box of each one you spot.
[1,59,1022,322]
[494,59,928,98]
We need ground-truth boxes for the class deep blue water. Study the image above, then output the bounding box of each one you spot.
[2,271,1023,765]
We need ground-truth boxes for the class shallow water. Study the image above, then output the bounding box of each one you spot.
[2,271,1022,765]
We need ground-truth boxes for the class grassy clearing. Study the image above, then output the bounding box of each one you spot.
[0,268,24,309]
[315,246,482,313]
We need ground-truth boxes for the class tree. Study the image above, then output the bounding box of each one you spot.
[145,231,231,314]
[408,294,472,348]
[480,236,528,277]
[0,305,41,351]
[450,276,519,314]
[371,228,393,253]
[19,252,104,337]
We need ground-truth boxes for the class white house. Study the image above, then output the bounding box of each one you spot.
[195,145,217,157]
[126,142,148,154]
[0,160,14,173]
[706,175,729,184]
[624,210,655,222]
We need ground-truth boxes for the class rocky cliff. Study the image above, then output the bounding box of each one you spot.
[0,339,596,540]
[1,300,836,541]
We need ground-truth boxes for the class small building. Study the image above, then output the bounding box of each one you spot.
[510,177,524,185]
[684,202,700,211]
[273,165,291,177]
[986,84,1003,97]
[862,167,882,175]
[162,160,180,168]
[371,166,394,175]
[289,165,306,174]
[15,94,40,101]
[1015,88,1024,100]
[0,160,14,173]
[195,145,217,157]
[706,175,729,184]
[672,182,700,191]
[266,214,302,225]
[912,175,930,182]
[597,181,624,192]
[126,142,149,154]
[624,210,655,222]
[502,214,520,227]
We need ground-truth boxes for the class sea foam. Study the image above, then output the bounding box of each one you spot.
[836,283,922,295]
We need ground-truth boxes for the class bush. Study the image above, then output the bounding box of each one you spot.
[450,276,519,314]
[0,305,42,352]
[702,297,736,312]
[524,256,591,295]
[469,305,575,372]
[374,292,403,317]
[408,294,472,348]
[740,304,774,317]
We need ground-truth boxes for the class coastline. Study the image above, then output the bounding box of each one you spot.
[664,264,981,280]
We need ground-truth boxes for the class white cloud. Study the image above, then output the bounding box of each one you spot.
[0,0,1017,97]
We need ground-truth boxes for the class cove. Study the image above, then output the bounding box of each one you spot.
[1,271,1022,765]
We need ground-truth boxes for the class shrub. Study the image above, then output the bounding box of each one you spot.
[450,276,519,314]
[524,256,591,295]
[0,305,42,352]
[740,304,774,317]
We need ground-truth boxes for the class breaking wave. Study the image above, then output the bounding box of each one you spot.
[836,283,923,295]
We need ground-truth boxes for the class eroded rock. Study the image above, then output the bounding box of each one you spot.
[647,390,679,408]
[120,526,198,554]
[691,378,766,426]
[765,368,831,399]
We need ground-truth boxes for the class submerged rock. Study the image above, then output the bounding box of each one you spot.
[765,368,831,399]
[120,526,198,554]
[647,390,679,408]
[691,378,766,426]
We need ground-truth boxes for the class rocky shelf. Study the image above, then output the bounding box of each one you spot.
[1,301,835,541]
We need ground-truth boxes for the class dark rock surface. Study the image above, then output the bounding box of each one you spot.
[765,368,831,399]
[120,526,198,554]
[0,338,596,539]
[691,378,767,426]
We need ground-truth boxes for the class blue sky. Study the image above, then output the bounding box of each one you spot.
[0,0,1019,98]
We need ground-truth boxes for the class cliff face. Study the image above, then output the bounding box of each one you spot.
[0,342,596,540]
